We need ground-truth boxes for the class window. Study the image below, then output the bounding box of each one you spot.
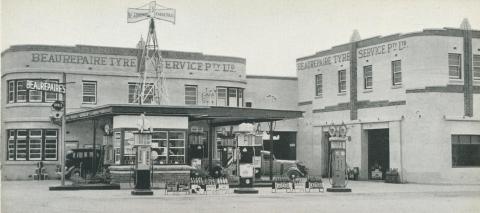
[238,89,243,107]
[364,65,373,89]
[82,81,97,104]
[128,83,155,104]
[7,79,60,104]
[315,74,323,96]
[473,55,480,80]
[29,130,42,160]
[228,88,238,107]
[216,87,243,107]
[128,83,137,103]
[113,132,121,164]
[448,53,461,79]
[123,131,135,165]
[392,60,402,85]
[168,131,185,164]
[29,80,43,102]
[338,70,346,93]
[45,80,59,102]
[6,129,58,161]
[7,130,15,160]
[245,102,252,108]
[16,81,27,102]
[44,130,58,160]
[8,81,15,103]
[452,135,480,167]
[217,87,227,106]
[185,85,197,105]
[16,130,27,160]
[151,131,185,165]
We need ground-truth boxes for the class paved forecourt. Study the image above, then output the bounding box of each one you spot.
[2,180,480,213]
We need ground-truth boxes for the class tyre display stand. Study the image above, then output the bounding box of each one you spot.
[306,176,324,192]
[165,182,191,195]
[190,178,230,194]
[292,178,307,192]
[272,176,325,193]
[272,176,292,193]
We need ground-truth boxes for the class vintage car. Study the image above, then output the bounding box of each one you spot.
[56,148,102,181]
[256,150,307,179]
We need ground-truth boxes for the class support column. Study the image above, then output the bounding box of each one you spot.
[349,42,358,120]
[92,119,97,175]
[463,27,473,117]
[208,121,214,170]
[269,121,274,181]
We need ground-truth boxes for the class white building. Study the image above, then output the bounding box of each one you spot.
[296,25,480,184]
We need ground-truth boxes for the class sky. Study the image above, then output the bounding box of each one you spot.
[1,0,480,77]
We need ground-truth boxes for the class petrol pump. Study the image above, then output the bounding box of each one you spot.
[233,123,259,194]
[326,123,352,192]
[102,124,114,166]
[131,114,153,195]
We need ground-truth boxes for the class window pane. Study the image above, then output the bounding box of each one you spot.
[16,138,27,160]
[238,89,244,107]
[8,130,15,160]
[474,67,480,79]
[228,88,238,107]
[394,73,402,84]
[391,60,402,85]
[338,70,346,92]
[448,54,461,65]
[449,66,460,78]
[82,82,96,103]
[128,83,138,103]
[8,81,15,103]
[315,74,322,96]
[29,80,43,102]
[46,130,57,137]
[169,132,185,140]
[30,130,42,137]
[452,135,480,167]
[45,130,58,161]
[474,55,480,80]
[45,80,59,102]
[169,140,184,147]
[459,135,470,144]
[448,54,461,79]
[185,85,197,105]
[471,136,480,144]
[17,130,27,137]
[17,81,27,102]
[364,66,372,89]
[217,87,227,106]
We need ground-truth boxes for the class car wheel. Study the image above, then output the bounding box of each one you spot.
[70,169,82,183]
[287,170,301,180]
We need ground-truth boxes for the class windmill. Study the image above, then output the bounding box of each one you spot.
[128,1,175,105]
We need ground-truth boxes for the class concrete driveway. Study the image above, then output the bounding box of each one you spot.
[2,180,480,213]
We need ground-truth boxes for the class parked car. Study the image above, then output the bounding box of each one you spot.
[56,148,102,181]
[257,150,307,179]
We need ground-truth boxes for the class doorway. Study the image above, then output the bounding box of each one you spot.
[367,129,389,180]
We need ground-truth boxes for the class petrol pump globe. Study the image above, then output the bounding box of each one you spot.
[327,123,352,192]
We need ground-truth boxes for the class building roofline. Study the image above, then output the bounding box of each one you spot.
[1,44,246,64]
[246,75,297,80]
[297,27,480,62]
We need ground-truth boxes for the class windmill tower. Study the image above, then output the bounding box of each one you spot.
[128,1,176,105]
